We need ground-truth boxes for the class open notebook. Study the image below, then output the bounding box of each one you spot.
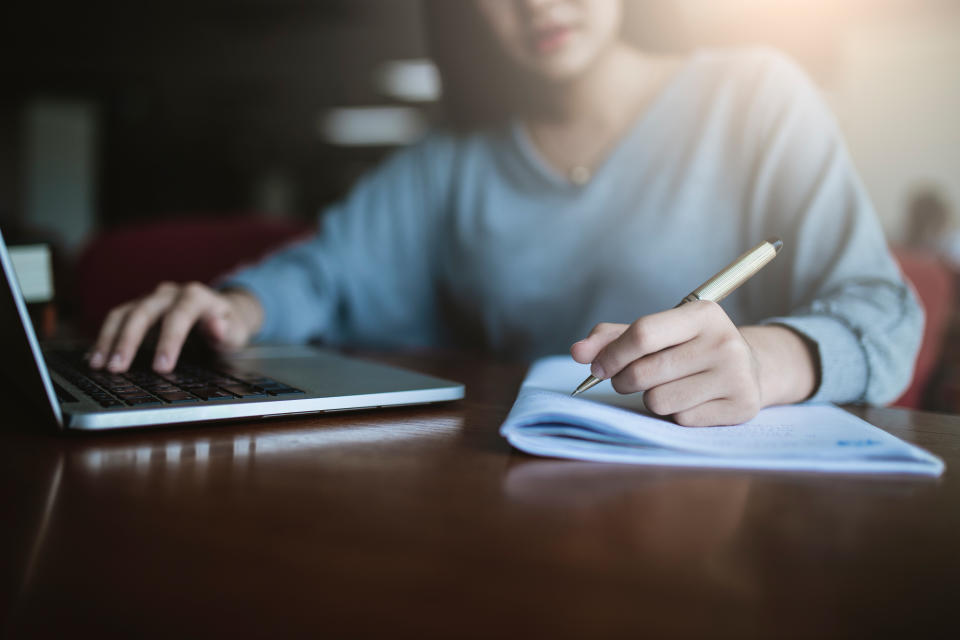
[500,356,944,476]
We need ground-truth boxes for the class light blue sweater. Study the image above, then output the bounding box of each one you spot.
[222,49,922,405]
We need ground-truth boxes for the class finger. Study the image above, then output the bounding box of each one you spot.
[107,284,180,372]
[592,301,723,380]
[153,283,224,372]
[571,322,628,363]
[642,370,725,417]
[610,336,713,394]
[674,398,761,428]
[88,304,133,369]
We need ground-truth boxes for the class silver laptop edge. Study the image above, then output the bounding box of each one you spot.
[0,227,64,428]
[0,227,465,431]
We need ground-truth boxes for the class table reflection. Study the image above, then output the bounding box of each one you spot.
[503,458,755,595]
[73,416,465,476]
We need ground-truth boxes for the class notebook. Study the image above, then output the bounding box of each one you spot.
[500,356,944,476]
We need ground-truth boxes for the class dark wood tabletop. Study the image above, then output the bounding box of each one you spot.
[2,352,959,638]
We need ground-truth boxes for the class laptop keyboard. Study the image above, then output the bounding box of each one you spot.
[46,351,305,409]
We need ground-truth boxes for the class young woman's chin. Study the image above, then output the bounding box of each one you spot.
[515,33,612,83]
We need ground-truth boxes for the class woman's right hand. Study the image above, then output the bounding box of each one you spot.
[87,282,264,374]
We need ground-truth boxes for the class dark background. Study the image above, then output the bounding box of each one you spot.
[1,0,433,233]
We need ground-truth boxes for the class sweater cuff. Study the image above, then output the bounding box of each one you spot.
[759,314,869,404]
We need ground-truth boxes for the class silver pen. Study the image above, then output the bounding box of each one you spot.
[571,238,783,397]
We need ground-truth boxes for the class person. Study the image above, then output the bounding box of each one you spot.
[904,188,951,251]
[902,186,960,267]
[87,0,922,427]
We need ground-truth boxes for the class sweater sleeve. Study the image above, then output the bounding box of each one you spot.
[744,51,923,405]
[218,134,454,348]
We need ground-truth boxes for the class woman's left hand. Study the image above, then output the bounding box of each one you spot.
[571,301,770,427]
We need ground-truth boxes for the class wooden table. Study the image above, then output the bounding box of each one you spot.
[2,352,959,638]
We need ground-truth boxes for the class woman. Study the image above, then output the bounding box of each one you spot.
[88,0,922,427]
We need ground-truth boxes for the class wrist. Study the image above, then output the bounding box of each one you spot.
[221,288,264,337]
[740,325,818,407]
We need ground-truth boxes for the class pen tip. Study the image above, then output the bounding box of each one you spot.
[768,237,783,253]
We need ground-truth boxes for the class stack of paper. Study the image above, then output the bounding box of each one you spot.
[500,356,944,476]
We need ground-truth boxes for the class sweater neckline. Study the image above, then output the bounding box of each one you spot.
[508,52,702,192]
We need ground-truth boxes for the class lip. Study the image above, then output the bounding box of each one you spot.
[530,25,575,55]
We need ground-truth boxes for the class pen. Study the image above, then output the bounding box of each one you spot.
[571,237,784,397]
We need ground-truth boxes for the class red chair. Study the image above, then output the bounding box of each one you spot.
[892,249,956,409]
[73,215,313,336]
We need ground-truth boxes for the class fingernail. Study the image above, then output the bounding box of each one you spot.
[591,364,606,379]
[108,354,123,370]
[89,353,104,368]
[154,354,170,371]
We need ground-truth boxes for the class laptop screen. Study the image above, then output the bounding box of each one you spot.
[0,227,62,428]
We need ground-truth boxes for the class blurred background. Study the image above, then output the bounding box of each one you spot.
[3,0,959,245]
[1,0,959,407]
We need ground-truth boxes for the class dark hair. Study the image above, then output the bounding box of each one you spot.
[422,1,669,130]
[422,0,528,130]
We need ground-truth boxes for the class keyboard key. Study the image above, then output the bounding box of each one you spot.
[140,383,174,392]
[156,392,200,404]
[124,397,163,406]
[219,384,269,398]
[191,388,234,401]
[116,392,153,400]
[266,386,305,396]
[238,376,284,386]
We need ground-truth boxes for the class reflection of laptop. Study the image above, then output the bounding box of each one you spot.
[0,228,464,431]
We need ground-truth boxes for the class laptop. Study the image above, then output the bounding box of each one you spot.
[0,228,464,431]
